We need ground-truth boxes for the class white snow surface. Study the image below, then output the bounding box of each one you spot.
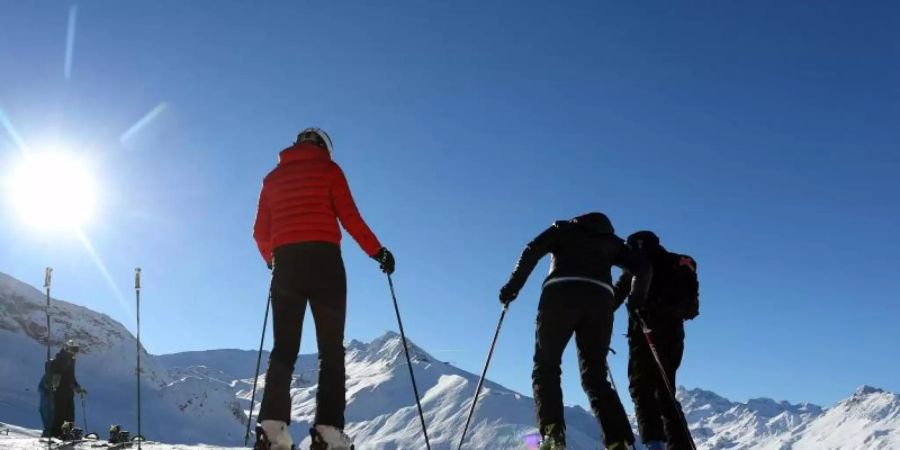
[2,271,899,450]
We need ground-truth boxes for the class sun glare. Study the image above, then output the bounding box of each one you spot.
[6,152,97,230]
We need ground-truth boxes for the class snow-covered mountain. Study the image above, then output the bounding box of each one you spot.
[2,271,899,449]
[673,385,900,450]
[158,332,604,449]
[677,387,824,448]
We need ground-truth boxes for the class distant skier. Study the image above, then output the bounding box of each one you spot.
[499,213,652,450]
[615,231,699,450]
[44,340,87,439]
[253,128,394,450]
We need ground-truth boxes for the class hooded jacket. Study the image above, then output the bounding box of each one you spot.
[253,143,382,264]
[504,212,652,302]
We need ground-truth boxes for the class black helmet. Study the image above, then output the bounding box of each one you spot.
[627,230,660,252]
[296,127,333,154]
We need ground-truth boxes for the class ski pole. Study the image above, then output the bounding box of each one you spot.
[80,393,88,434]
[44,268,52,363]
[607,347,618,392]
[607,362,619,393]
[457,304,508,450]
[386,274,431,450]
[606,349,638,445]
[44,267,52,450]
[134,268,142,450]
[631,311,697,450]
[244,289,271,447]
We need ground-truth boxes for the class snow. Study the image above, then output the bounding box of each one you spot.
[2,271,899,450]
[0,423,241,449]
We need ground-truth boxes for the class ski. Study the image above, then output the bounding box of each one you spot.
[48,438,96,450]
[88,443,130,449]
[89,440,149,449]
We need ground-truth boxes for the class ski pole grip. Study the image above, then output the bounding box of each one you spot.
[135,267,141,290]
[44,267,53,288]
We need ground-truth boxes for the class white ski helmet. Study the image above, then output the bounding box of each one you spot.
[296,127,333,154]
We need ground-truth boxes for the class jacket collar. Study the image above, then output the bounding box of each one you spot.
[278,142,330,164]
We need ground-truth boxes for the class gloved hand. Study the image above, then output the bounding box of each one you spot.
[75,386,87,395]
[373,248,395,275]
[499,284,518,305]
[627,294,647,311]
[50,374,61,391]
[266,260,273,271]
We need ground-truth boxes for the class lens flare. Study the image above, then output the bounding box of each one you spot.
[7,152,97,230]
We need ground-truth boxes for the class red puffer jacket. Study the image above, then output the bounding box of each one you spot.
[253,143,382,264]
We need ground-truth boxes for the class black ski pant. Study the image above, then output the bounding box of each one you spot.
[50,389,75,438]
[532,282,634,447]
[627,316,690,450]
[259,242,347,428]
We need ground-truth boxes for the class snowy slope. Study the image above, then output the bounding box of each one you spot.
[0,421,237,449]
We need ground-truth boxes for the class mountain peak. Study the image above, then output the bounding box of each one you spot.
[679,387,733,404]
[372,330,401,343]
[345,330,435,367]
[854,385,886,397]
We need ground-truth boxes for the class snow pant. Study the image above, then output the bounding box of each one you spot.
[38,378,53,437]
[532,281,635,447]
[50,389,75,438]
[627,315,690,450]
[258,242,347,428]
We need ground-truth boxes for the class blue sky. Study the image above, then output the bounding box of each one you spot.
[1,1,898,413]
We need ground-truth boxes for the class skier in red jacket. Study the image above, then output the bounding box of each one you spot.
[253,128,394,450]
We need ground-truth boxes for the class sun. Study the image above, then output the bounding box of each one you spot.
[6,151,97,231]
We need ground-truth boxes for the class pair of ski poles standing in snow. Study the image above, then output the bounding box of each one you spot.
[41,267,145,447]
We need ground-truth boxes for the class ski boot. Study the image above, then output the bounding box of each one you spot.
[108,425,130,444]
[309,425,355,450]
[538,424,566,450]
[60,421,84,441]
[644,441,666,450]
[255,420,294,450]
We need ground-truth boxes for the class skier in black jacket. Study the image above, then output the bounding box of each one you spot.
[500,212,652,450]
[46,340,87,439]
[614,231,698,450]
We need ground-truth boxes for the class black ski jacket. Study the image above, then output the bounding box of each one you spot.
[504,212,652,302]
[48,350,80,394]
